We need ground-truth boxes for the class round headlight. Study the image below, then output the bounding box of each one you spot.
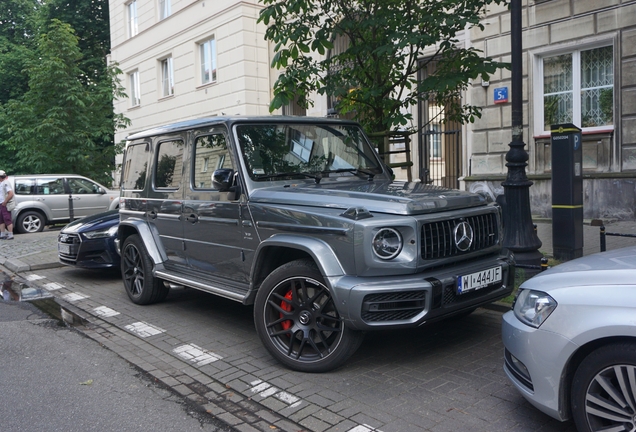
[372,228,403,260]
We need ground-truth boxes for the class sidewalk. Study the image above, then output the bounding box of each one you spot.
[2,221,636,273]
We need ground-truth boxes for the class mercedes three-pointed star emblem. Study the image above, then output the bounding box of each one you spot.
[453,221,474,252]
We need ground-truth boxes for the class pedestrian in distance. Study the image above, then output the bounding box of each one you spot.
[0,170,15,240]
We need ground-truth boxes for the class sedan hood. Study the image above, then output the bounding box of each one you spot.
[61,210,119,233]
[522,246,636,291]
[248,180,487,216]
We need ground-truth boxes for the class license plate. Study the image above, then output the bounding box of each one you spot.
[58,243,71,254]
[457,266,502,294]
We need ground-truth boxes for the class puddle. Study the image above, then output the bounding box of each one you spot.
[2,277,53,302]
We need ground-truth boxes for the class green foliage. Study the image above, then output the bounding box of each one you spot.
[259,0,508,134]
[0,0,128,186]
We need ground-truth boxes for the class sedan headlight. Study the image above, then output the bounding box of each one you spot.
[83,225,118,239]
[513,289,557,328]
[372,228,403,260]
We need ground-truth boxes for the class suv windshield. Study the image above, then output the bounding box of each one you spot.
[235,123,383,181]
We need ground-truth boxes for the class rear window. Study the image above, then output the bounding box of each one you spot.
[121,142,150,190]
[14,179,35,195]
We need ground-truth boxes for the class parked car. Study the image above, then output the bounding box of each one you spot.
[118,116,515,372]
[10,174,119,233]
[58,210,120,270]
[502,247,636,432]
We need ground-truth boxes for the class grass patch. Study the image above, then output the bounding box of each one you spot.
[498,257,562,304]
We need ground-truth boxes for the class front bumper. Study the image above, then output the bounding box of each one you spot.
[58,236,119,269]
[329,250,514,330]
[501,310,577,422]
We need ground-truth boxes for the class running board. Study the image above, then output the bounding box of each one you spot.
[154,270,247,302]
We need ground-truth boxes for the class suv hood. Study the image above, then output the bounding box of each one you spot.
[248,180,487,215]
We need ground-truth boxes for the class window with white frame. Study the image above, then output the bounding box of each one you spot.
[159,0,171,20]
[537,44,613,134]
[127,1,138,37]
[199,37,217,85]
[129,71,140,107]
[161,57,174,97]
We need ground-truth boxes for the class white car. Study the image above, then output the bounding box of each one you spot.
[502,246,636,432]
[10,174,119,233]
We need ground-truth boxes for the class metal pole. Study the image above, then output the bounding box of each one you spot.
[501,0,543,267]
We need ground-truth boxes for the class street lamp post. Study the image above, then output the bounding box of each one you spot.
[501,0,543,266]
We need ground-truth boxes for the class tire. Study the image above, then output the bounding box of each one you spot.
[571,342,636,432]
[254,259,364,373]
[121,234,168,305]
[16,211,45,233]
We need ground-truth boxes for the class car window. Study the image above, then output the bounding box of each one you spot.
[68,178,101,194]
[37,178,65,195]
[122,142,150,190]
[14,178,35,195]
[154,139,184,189]
[193,134,232,189]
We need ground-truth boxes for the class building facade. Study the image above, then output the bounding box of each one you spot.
[464,0,636,220]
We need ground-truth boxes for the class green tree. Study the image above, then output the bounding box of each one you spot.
[0,19,129,185]
[259,0,508,135]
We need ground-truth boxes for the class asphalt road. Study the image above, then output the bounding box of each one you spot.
[0,285,234,432]
[2,263,578,432]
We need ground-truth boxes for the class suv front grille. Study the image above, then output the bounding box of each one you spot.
[421,213,498,260]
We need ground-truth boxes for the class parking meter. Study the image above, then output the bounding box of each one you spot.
[551,123,583,260]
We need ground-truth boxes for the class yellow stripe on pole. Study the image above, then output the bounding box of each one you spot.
[552,205,583,209]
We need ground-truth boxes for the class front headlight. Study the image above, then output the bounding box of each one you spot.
[83,225,118,239]
[513,289,557,328]
[372,227,403,260]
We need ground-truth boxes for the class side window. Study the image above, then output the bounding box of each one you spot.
[121,142,150,190]
[154,139,184,189]
[193,134,231,190]
[37,178,65,195]
[68,178,101,194]
[14,179,35,195]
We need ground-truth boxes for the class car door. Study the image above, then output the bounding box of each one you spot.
[66,176,113,218]
[182,130,253,286]
[35,177,69,221]
[146,135,188,269]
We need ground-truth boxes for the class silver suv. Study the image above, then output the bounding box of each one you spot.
[11,175,119,233]
[118,117,515,372]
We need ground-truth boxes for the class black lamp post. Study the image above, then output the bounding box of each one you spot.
[501,0,543,266]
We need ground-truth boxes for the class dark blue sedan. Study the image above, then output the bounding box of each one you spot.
[58,210,119,269]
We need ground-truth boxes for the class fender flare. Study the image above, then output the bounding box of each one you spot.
[118,218,168,265]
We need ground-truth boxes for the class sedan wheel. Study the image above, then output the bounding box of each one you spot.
[572,343,636,432]
[254,259,364,373]
[17,211,45,233]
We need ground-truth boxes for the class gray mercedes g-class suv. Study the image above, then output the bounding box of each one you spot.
[117,116,514,372]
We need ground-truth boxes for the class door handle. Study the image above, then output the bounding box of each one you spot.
[186,214,198,224]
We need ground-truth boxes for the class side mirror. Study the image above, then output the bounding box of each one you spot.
[97,187,106,194]
[212,169,235,192]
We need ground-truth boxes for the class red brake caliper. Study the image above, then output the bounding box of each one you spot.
[280,290,293,331]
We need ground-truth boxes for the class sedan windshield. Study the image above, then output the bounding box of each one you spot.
[235,123,383,181]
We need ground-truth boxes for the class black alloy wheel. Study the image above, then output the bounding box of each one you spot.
[254,259,364,373]
[121,234,168,305]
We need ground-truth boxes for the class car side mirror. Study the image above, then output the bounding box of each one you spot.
[212,169,235,192]
[97,187,106,194]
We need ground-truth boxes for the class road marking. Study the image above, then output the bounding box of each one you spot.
[62,292,89,302]
[26,274,45,281]
[348,425,384,432]
[93,306,120,318]
[173,344,222,366]
[43,282,63,291]
[124,321,165,337]
[248,380,302,408]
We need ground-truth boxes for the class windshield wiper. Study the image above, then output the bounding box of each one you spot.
[254,172,322,184]
[323,168,376,181]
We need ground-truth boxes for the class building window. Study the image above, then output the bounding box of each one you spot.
[127,1,138,37]
[199,37,217,85]
[159,0,171,20]
[161,57,174,97]
[538,45,613,134]
[129,71,140,107]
